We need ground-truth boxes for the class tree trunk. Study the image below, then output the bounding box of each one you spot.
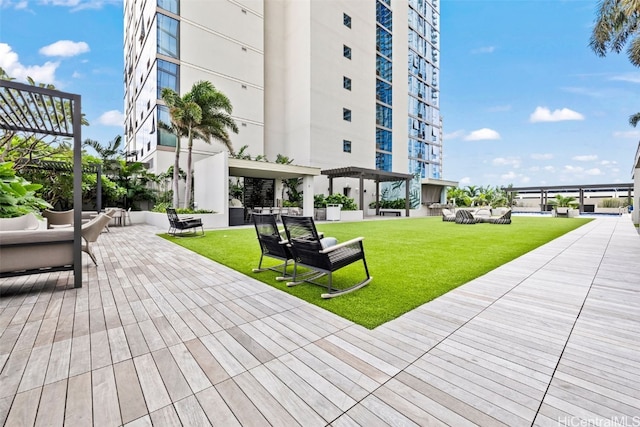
[172,137,181,208]
[184,133,193,209]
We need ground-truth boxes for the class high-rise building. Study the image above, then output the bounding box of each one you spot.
[124,0,446,209]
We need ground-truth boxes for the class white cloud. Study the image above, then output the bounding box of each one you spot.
[531,153,553,160]
[501,171,517,180]
[97,110,124,127]
[572,155,598,162]
[444,130,466,140]
[471,46,496,54]
[464,128,501,141]
[563,165,583,173]
[612,130,640,138]
[492,157,520,168]
[458,177,472,185]
[0,43,59,84]
[529,106,585,123]
[38,0,120,11]
[585,168,603,176]
[544,165,556,172]
[39,40,89,57]
[609,73,640,83]
[600,160,617,166]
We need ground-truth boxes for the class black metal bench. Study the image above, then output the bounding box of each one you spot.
[379,209,401,217]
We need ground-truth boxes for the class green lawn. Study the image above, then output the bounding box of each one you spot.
[161,216,592,329]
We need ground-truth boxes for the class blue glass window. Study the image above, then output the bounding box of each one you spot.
[376,105,392,128]
[157,14,179,58]
[343,13,351,28]
[343,45,352,59]
[158,0,178,14]
[376,27,392,58]
[376,128,392,151]
[157,106,177,147]
[376,2,392,31]
[376,79,392,105]
[376,55,392,81]
[343,76,351,90]
[376,152,392,171]
[343,140,352,153]
[157,59,178,98]
[343,108,352,122]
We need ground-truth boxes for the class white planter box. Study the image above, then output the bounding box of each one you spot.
[144,211,227,230]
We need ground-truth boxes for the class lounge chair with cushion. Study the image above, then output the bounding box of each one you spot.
[281,215,372,298]
[252,213,294,280]
[455,209,477,224]
[489,209,512,224]
[441,208,456,222]
[166,208,204,237]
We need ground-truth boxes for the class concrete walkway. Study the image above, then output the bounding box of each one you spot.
[0,215,638,426]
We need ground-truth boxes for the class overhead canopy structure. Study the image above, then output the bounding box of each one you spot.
[321,166,413,216]
[0,79,83,288]
[505,183,634,212]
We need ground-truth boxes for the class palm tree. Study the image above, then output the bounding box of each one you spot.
[83,135,124,177]
[590,0,640,126]
[161,81,238,209]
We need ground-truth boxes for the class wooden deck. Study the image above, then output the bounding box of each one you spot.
[1,216,638,426]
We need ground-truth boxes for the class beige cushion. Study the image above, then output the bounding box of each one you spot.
[0,229,74,273]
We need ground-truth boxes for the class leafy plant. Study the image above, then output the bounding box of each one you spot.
[0,162,52,218]
[548,194,579,208]
[325,193,358,211]
[314,194,326,208]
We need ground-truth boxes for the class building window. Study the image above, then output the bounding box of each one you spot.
[343,108,352,122]
[157,59,179,98]
[157,105,177,147]
[343,76,351,90]
[343,140,352,153]
[343,45,352,59]
[157,14,179,58]
[376,152,392,171]
[343,13,351,28]
[158,0,179,14]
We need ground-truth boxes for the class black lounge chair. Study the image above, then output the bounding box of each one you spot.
[252,213,294,280]
[455,209,477,224]
[166,208,204,237]
[489,209,512,224]
[281,215,372,298]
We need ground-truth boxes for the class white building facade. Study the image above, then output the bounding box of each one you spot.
[124,0,444,209]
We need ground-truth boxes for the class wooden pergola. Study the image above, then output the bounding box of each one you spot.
[321,166,413,216]
[0,80,83,287]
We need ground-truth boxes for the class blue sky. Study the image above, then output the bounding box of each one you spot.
[1,0,638,188]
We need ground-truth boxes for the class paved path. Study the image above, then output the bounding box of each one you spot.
[0,216,638,426]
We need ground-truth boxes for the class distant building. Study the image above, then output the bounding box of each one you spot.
[124,0,451,211]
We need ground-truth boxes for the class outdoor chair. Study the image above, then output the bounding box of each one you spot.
[166,208,204,237]
[252,213,294,280]
[81,213,113,265]
[43,209,74,228]
[441,208,456,222]
[489,209,512,224]
[281,215,372,298]
[455,209,477,224]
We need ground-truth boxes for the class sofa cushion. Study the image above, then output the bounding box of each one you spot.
[0,213,40,231]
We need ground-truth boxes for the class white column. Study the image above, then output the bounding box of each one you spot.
[302,175,315,217]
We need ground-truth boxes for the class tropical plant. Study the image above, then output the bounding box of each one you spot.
[0,161,52,217]
[314,194,326,208]
[590,0,640,126]
[548,194,579,208]
[324,193,358,211]
[82,135,125,176]
[161,81,238,209]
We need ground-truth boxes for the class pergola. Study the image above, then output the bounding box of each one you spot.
[505,183,634,212]
[0,80,83,288]
[321,166,414,216]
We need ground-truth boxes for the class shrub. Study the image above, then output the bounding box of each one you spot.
[0,162,52,218]
[324,193,358,211]
[314,194,326,208]
[151,202,213,214]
